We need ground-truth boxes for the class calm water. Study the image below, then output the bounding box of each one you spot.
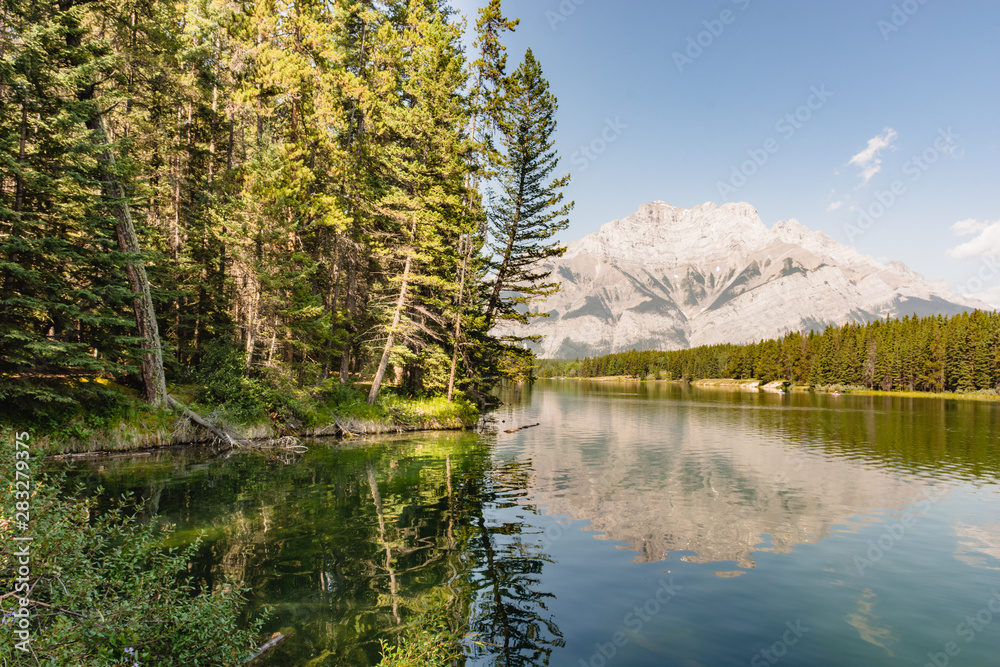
[66,381,1000,666]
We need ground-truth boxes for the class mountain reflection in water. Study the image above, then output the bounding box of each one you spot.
[495,382,971,568]
[62,380,1000,666]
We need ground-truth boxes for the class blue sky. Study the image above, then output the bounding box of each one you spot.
[449,0,1000,305]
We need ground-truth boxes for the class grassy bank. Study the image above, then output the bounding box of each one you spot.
[542,376,1000,402]
[690,378,762,389]
[813,386,1000,401]
[12,381,478,456]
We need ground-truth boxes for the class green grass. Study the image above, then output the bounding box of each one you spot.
[821,387,1000,401]
[691,378,762,387]
[10,380,479,455]
[308,385,479,437]
[0,379,183,455]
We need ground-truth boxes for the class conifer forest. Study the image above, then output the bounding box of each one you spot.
[0,0,572,425]
[544,311,1000,393]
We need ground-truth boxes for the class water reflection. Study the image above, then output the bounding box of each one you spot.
[58,381,1000,666]
[66,433,563,666]
[467,458,564,665]
[493,381,999,568]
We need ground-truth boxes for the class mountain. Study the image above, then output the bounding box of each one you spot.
[505,201,987,358]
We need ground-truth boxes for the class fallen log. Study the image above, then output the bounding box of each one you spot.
[244,632,288,666]
[166,395,249,450]
[504,423,541,434]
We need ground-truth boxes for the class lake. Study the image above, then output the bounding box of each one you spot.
[67,381,1000,666]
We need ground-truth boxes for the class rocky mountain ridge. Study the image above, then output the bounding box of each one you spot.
[508,201,986,358]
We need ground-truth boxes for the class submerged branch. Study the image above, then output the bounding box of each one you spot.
[243,632,288,666]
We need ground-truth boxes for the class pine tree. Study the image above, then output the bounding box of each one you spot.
[0,0,166,414]
[955,314,976,391]
[973,311,992,390]
[365,0,471,403]
[446,0,518,401]
[484,49,572,372]
[921,320,946,392]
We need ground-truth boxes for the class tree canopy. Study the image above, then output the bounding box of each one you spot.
[0,0,572,423]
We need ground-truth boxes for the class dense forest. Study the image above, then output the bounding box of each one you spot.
[0,0,572,426]
[539,310,1000,393]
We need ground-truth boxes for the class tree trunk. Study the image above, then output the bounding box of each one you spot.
[366,461,401,624]
[339,261,353,384]
[209,35,219,184]
[485,172,526,329]
[62,0,166,405]
[15,97,26,214]
[324,234,341,379]
[87,117,168,406]
[447,234,469,401]
[368,253,411,405]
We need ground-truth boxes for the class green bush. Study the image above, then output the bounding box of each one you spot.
[0,432,266,665]
[190,341,330,427]
[191,341,270,424]
[377,606,464,667]
[0,377,136,439]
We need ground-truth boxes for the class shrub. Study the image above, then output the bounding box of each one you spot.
[377,606,463,667]
[0,432,266,665]
[0,378,136,440]
[191,341,270,424]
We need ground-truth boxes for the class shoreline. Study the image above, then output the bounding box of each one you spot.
[538,376,1000,402]
[43,417,477,461]
[27,390,480,458]
[43,418,476,461]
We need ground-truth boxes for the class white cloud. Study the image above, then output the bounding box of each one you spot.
[827,201,844,211]
[968,284,1000,309]
[946,220,1000,259]
[950,218,988,236]
[848,127,898,185]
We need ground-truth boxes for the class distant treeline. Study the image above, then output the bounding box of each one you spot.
[536,310,1000,393]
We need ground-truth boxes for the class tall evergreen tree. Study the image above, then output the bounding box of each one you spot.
[921,319,946,392]
[484,49,572,364]
[0,0,166,412]
[446,0,517,401]
[365,0,470,403]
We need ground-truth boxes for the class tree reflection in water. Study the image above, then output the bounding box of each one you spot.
[63,431,564,666]
[467,458,565,666]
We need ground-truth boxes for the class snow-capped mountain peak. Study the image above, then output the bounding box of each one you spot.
[505,202,988,357]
